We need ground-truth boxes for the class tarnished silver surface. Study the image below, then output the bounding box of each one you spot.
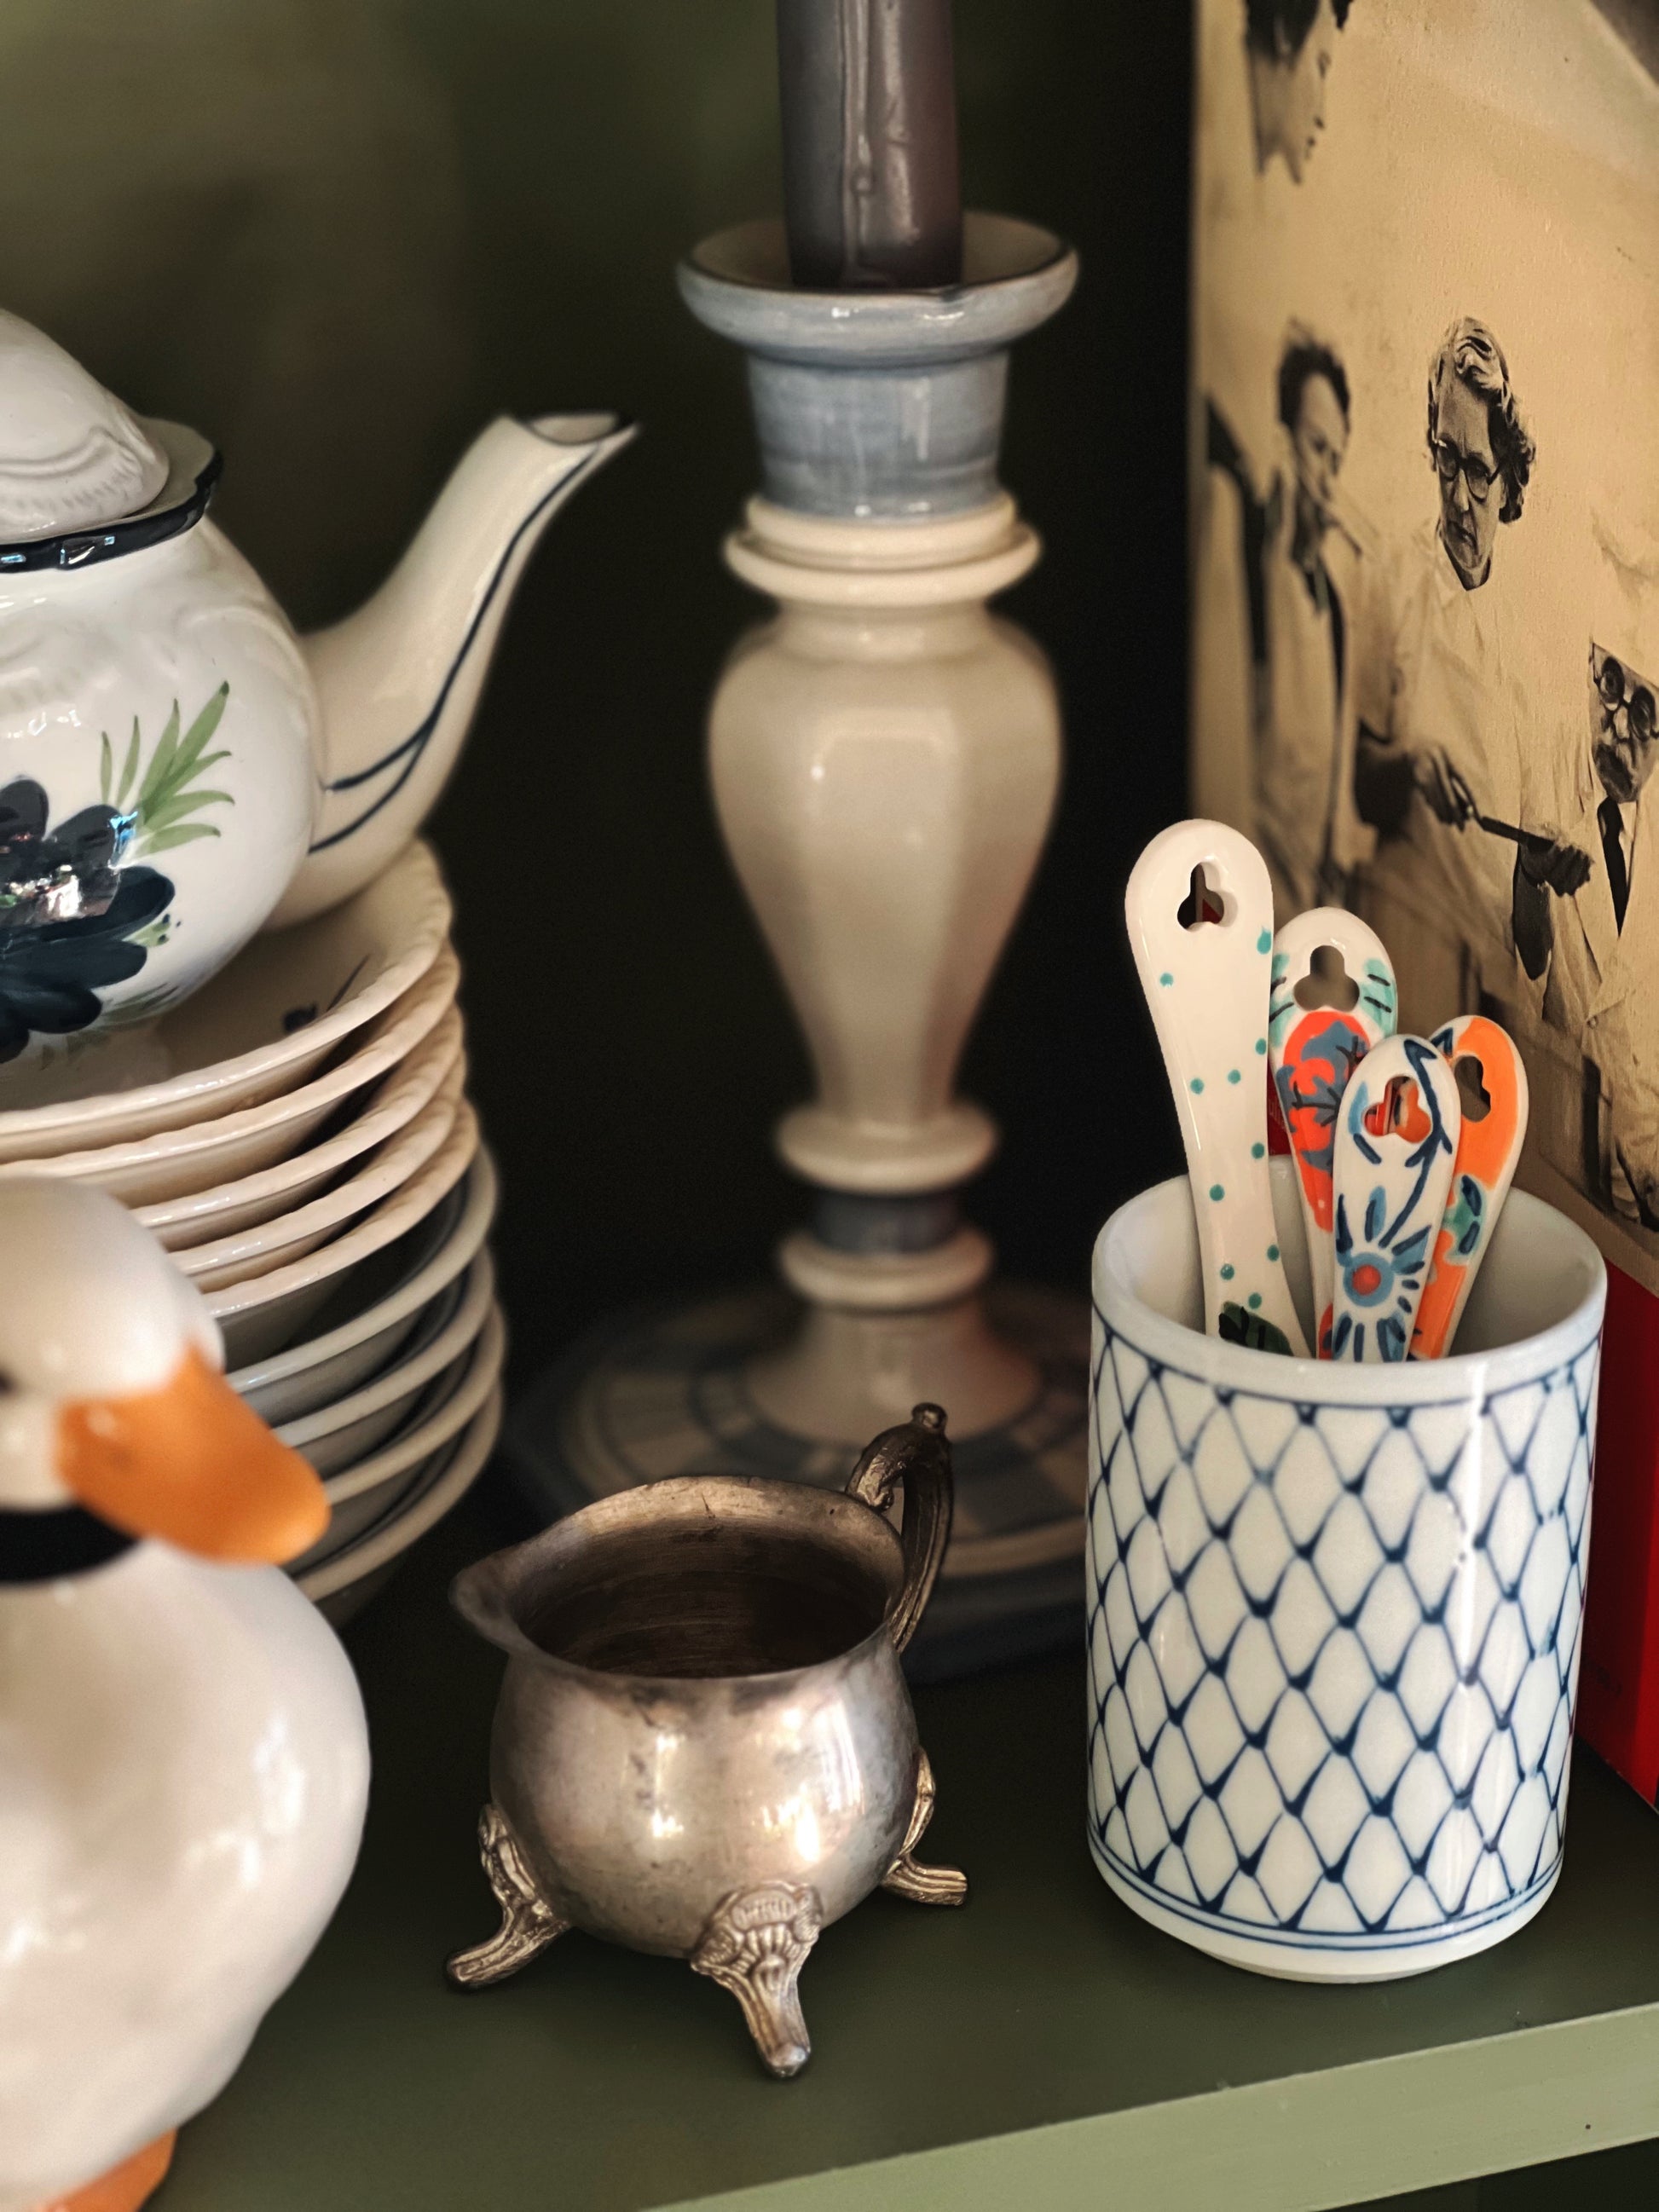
[882,1747,968,1906]
[691,1883,822,2079]
[446,1405,967,2076]
[446,1804,569,1988]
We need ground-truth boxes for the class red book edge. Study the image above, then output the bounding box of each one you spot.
[1577,1261,1659,1808]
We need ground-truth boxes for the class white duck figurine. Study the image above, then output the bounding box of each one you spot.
[0,1181,369,2212]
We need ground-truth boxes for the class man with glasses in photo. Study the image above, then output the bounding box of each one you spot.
[1515,641,1659,1224]
[1353,316,1539,1032]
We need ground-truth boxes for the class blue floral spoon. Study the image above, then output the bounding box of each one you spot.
[1269,909,1397,1359]
[1328,1034,1461,1362]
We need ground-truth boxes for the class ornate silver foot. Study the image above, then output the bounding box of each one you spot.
[447,1803,570,1987]
[882,1749,968,1906]
[691,1882,823,2077]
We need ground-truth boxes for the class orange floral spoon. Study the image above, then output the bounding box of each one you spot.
[1411,1016,1529,1360]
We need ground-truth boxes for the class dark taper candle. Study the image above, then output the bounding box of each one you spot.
[777,0,962,291]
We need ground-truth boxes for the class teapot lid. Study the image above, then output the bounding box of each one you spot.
[0,309,172,540]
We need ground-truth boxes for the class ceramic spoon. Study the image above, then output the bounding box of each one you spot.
[1268,909,1398,1358]
[1411,1016,1529,1360]
[1328,1034,1461,1363]
[1125,820,1308,1355]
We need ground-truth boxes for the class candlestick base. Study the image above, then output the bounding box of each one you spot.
[510,1277,1088,1658]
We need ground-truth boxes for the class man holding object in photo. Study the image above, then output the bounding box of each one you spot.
[1256,326,1379,916]
[1355,318,1537,1031]
[1515,645,1659,1223]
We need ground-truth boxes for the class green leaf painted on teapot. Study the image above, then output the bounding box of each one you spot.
[98,684,234,859]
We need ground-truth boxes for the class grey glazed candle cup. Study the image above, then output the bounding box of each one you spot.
[678,213,1077,519]
[1087,1158,1605,1982]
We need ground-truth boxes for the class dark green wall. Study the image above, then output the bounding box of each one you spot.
[0,0,1192,1376]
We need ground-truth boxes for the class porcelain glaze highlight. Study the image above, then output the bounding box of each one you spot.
[1087,1160,1604,1981]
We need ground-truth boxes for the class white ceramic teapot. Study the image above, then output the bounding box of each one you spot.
[0,310,633,1068]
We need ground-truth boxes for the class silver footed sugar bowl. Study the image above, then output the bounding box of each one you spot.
[447,1405,968,2076]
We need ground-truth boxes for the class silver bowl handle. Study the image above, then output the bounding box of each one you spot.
[843,1403,954,1654]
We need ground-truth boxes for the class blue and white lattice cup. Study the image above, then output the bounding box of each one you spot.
[1087,1158,1604,1981]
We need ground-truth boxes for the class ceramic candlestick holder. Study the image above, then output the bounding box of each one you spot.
[514,216,1087,1664]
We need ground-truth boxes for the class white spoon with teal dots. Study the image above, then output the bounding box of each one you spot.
[1125,819,1308,1355]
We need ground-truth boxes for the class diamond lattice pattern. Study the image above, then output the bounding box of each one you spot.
[1086,1318,1598,1942]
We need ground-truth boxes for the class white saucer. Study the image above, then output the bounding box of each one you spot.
[278,1250,494,1476]
[0,949,459,1206]
[288,1303,506,1566]
[228,1149,497,1424]
[178,1060,464,1289]
[298,1383,505,1625]
[211,1102,479,1366]
[0,840,450,1153]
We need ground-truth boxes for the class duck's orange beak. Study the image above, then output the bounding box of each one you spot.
[55,1344,329,1564]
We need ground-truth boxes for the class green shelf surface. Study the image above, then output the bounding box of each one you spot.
[156,1483,1659,2212]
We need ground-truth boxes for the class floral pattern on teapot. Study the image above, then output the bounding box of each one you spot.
[0,687,237,1062]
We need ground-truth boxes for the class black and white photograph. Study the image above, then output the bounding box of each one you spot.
[1192,0,1659,1288]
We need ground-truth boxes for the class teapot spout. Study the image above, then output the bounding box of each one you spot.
[271,411,636,927]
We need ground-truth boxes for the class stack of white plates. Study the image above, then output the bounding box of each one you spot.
[0,840,502,1623]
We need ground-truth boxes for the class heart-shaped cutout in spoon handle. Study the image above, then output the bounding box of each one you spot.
[1125,820,1308,1355]
[1269,909,1398,1358]
[1412,1015,1529,1360]
[1329,1033,1461,1362]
